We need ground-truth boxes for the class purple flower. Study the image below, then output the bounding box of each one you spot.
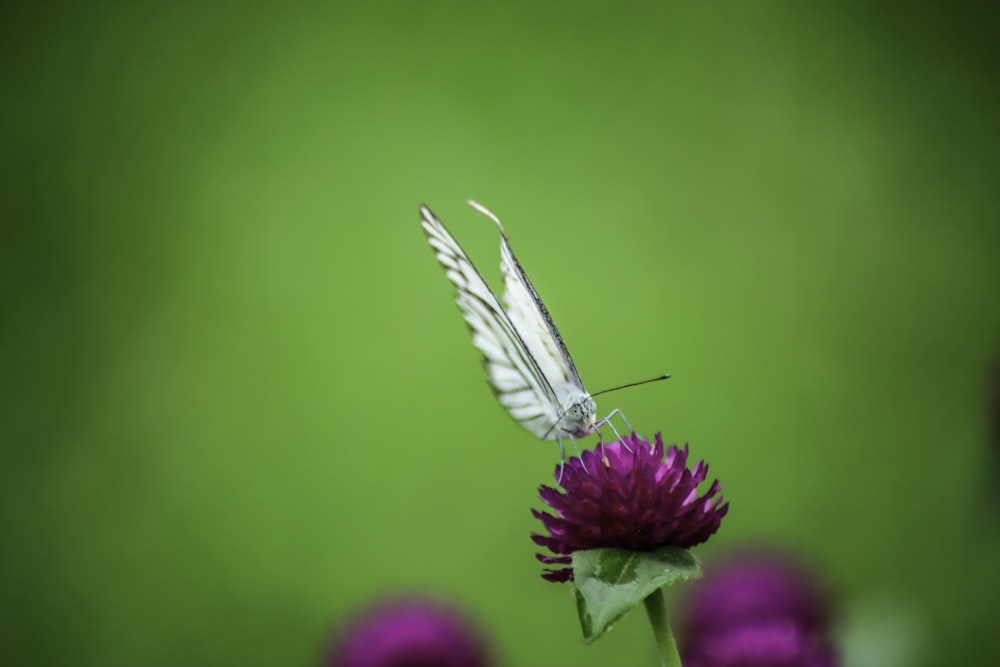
[679,550,834,643]
[678,550,839,667]
[681,620,837,667]
[531,433,728,582]
[326,596,493,667]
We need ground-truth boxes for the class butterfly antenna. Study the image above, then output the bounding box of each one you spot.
[591,373,671,398]
[466,200,507,236]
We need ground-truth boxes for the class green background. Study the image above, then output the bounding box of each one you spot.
[3,2,998,666]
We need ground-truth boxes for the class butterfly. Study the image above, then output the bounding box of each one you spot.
[420,200,668,472]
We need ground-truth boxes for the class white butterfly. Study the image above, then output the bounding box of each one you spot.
[420,200,668,469]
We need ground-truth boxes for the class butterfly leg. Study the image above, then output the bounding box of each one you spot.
[570,436,589,475]
[556,436,567,485]
[559,433,590,476]
[597,409,637,453]
[556,435,589,484]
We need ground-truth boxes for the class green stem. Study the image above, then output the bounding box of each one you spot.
[643,587,682,667]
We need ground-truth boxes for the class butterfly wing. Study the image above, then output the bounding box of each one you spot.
[466,200,585,393]
[420,204,562,439]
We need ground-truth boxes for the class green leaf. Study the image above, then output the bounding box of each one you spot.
[572,546,701,644]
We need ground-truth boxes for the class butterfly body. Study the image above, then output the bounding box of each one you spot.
[553,386,597,439]
[421,200,642,468]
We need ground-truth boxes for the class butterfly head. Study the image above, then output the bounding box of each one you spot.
[559,392,598,439]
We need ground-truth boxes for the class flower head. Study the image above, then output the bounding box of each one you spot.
[679,550,834,643]
[678,550,839,667]
[531,433,728,582]
[681,620,838,667]
[326,596,493,667]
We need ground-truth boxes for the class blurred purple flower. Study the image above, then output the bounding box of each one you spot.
[680,550,834,643]
[678,550,839,667]
[531,433,728,582]
[326,596,493,667]
[682,620,837,667]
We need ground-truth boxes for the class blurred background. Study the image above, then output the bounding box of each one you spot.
[2,2,998,666]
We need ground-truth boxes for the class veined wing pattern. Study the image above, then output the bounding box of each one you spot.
[420,202,581,439]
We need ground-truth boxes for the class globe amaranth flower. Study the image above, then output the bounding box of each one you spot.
[678,550,839,667]
[679,549,834,644]
[326,596,494,667]
[531,433,728,582]
[681,621,837,667]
